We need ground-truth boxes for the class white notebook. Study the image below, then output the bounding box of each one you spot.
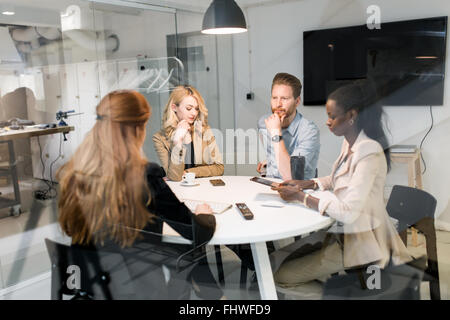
[182,198,232,214]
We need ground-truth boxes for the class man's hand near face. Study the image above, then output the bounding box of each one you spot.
[264,113,292,181]
[265,113,285,137]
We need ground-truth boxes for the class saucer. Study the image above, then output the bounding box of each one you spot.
[180,181,200,187]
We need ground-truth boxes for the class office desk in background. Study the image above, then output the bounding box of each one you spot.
[0,126,74,215]
[0,126,74,142]
[166,175,334,300]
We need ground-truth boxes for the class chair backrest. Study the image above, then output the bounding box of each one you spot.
[45,235,201,300]
[386,185,437,232]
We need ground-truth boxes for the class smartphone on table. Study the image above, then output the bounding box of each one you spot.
[210,179,226,186]
[250,176,280,188]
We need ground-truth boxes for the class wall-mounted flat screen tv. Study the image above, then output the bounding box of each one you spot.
[303,16,448,106]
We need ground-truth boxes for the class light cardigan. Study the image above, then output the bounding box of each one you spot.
[152,120,224,181]
[314,131,411,268]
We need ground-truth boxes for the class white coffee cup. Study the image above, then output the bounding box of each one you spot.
[182,172,196,184]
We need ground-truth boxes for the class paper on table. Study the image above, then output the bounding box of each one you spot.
[253,193,287,207]
[254,192,285,203]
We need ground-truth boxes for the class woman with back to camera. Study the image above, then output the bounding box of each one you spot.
[57,89,224,299]
[272,81,412,287]
[153,85,224,181]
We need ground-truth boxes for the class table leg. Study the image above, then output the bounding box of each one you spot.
[250,242,278,300]
[7,141,21,205]
[414,156,423,190]
[407,161,415,189]
[214,245,225,285]
[411,154,424,247]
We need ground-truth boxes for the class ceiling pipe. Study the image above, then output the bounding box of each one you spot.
[64,29,119,52]
[10,27,40,42]
[11,27,119,55]
[11,26,61,43]
[35,27,61,41]
[16,42,32,53]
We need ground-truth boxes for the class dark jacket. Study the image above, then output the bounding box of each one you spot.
[144,162,216,246]
[69,163,218,300]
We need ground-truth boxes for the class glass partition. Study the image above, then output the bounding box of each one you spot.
[0,0,448,302]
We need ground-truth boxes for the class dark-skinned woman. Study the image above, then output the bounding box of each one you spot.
[272,81,411,288]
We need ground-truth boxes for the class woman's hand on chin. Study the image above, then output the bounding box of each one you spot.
[172,120,190,145]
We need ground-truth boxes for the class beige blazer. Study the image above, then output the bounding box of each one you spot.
[315,131,411,268]
[152,121,224,181]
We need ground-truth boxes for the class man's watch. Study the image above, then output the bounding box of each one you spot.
[271,135,283,142]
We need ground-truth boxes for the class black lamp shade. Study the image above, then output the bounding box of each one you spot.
[202,0,247,34]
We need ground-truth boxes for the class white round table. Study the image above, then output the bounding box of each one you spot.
[166,176,334,300]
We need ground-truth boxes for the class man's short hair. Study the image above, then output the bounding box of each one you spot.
[271,73,302,99]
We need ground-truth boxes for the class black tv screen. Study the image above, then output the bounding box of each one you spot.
[303,16,448,106]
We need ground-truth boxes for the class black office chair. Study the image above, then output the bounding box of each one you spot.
[386,185,440,300]
[213,244,255,290]
[323,256,426,300]
[45,225,210,300]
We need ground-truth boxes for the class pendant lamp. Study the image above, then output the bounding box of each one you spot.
[201,0,247,35]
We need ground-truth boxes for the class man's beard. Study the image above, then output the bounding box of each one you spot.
[272,107,293,119]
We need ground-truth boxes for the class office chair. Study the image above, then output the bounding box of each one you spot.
[322,256,426,300]
[386,185,440,300]
[213,244,255,290]
[45,224,210,300]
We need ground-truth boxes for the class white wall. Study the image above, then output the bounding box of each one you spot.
[232,0,450,224]
[103,10,176,60]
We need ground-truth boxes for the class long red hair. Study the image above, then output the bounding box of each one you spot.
[57,90,152,247]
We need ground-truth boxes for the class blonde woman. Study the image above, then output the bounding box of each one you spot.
[57,90,224,299]
[153,85,224,181]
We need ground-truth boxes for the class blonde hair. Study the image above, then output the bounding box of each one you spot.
[162,85,208,138]
[57,90,153,247]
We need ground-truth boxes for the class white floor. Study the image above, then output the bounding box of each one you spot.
[0,272,51,300]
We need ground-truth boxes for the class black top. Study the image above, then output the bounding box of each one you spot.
[67,163,218,300]
[143,162,215,246]
[184,142,195,170]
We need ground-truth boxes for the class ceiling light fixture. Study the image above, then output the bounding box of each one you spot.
[202,0,247,35]
[1,4,15,16]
